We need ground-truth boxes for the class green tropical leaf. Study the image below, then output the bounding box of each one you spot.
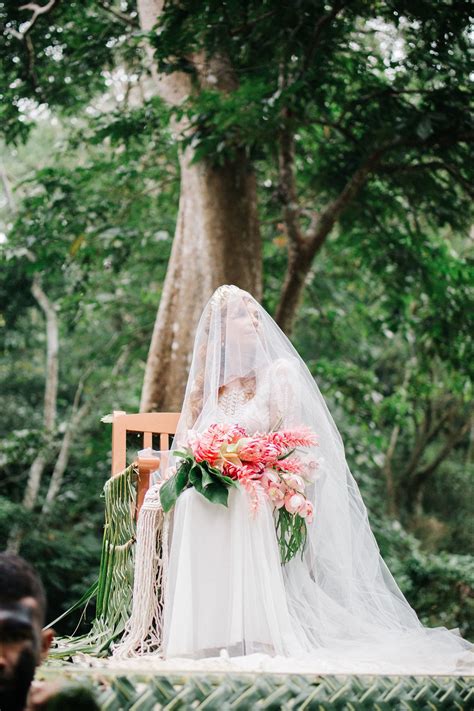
[275,509,308,563]
[175,461,190,496]
[200,464,214,489]
[277,448,296,461]
[212,471,238,487]
[191,475,204,495]
[189,463,203,487]
[200,481,231,507]
[208,464,225,477]
[173,449,192,460]
[158,476,177,513]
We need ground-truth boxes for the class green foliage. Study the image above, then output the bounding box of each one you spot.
[160,452,237,513]
[0,117,179,634]
[275,508,308,565]
[0,0,142,143]
[375,518,474,638]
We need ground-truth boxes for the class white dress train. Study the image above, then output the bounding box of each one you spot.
[120,286,472,675]
[162,361,472,673]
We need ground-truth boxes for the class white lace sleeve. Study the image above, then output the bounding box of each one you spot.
[268,357,302,429]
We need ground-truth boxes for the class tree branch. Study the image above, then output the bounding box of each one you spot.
[381,359,414,517]
[7,266,58,552]
[414,418,471,485]
[18,1,58,36]
[301,0,353,74]
[31,275,58,432]
[41,345,131,515]
[6,1,59,88]
[41,401,89,516]
[401,401,457,482]
[275,143,384,332]
[96,1,139,28]
[274,121,473,333]
[278,126,305,251]
[378,159,473,197]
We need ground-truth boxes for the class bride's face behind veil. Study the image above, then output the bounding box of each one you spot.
[221,293,262,388]
[186,287,265,427]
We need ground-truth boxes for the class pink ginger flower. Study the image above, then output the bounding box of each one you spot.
[239,477,264,517]
[222,460,264,481]
[274,456,304,475]
[284,492,306,515]
[189,424,231,464]
[238,437,280,464]
[225,425,248,444]
[264,427,318,454]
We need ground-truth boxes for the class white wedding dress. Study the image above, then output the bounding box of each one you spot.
[118,285,473,675]
[164,361,307,659]
[163,356,472,673]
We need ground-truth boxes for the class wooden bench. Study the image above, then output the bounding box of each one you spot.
[110,410,180,517]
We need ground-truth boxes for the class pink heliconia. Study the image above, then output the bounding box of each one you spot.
[237,438,267,461]
[239,438,280,464]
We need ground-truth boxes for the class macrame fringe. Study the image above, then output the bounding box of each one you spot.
[112,484,168,658]
[50,465,137,658]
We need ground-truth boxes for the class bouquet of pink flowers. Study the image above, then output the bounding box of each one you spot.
[159,422,319,562]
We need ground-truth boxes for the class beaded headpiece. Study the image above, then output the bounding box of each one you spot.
[210,284,240,306]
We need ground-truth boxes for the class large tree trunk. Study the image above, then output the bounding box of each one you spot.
[137,0,261,411]
[140,147,261,411]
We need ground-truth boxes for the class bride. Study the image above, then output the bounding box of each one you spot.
[117,284,472,674]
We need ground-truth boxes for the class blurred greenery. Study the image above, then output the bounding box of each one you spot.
[0,0,472,642]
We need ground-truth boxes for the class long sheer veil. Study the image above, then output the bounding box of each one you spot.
[119,284,472,672]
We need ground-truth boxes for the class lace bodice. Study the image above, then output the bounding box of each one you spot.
[218,387,250,417]
[215,359,299,433]
[217,384,269,432]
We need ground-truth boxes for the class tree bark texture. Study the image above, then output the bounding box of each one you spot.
[137,0,261,411]
[140,147,261,411]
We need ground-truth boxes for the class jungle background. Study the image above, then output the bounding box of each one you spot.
[0,0,472,641]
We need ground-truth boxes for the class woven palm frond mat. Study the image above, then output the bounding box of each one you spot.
[37,667,473,710]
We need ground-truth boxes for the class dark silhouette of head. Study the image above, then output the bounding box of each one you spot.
[0,552,53,711]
